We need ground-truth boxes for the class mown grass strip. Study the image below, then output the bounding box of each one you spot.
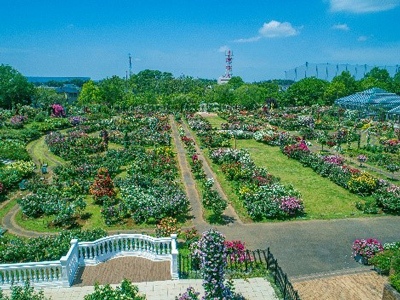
[237,139,377,220]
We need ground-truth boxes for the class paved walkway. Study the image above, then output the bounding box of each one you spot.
[73,257,171,286]
[293,271,387,300]
[3,278,276,300]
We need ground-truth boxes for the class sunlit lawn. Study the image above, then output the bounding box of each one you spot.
[236,139,375,219]
[203,115,226,129]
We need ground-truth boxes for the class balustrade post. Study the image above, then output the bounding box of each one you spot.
[170,234,179,279]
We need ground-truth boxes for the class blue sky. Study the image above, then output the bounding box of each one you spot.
[0,0,399,81]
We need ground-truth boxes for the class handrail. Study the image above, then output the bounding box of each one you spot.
[0,233,179,289]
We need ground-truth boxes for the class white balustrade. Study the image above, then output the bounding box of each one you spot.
[0,234,179,289]
[0,261,63,288]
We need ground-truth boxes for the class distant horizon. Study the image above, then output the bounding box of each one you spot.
[2,1,399,81]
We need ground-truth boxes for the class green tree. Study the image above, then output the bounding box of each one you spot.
[34,87,66,107]
[256,81,280,99]
[0,65,34,109]
[227,76,244,89]
[284,77,329,106]
[98,76,126,106]
[324,81,347,105]
[332,71,358,94]
[233,84,267,108]
[79,80,101,105]
[392,70,400,95]
[359,67,392,91]
[204,84,235,105]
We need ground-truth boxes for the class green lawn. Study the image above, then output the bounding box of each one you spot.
[236,140,373,219]
[26,136,66,168]
[15,195,156,232]
[203,115,226,129]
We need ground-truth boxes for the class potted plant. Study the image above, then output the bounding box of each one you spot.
[352,239,383,265]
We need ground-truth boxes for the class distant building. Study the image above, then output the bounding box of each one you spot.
[217,77,230,85]
[26,76,90,84]
[55,84,81,104]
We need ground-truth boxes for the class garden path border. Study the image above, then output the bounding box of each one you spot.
[178,119,243,225]
[169,115,207,227]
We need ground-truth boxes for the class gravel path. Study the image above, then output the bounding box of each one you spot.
[179,119,242,225]
[169,115,206,227]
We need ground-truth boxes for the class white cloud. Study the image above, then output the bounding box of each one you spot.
[218,45,230,53]
[233,36,261,43]
[330,0,400,13]
[233,20,299,43]
[331,23,350,31]
[357,35,369,41]
[259,20,299,38]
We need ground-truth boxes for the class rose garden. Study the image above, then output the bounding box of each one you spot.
[0,65,400,299]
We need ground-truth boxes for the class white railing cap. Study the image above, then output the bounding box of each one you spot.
[78,234,172,247]
[0,260,61,268]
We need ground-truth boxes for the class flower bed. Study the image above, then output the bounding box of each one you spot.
[210,148,304,220]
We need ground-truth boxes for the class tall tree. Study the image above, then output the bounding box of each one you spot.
[98,76,126,106]
[0,65,34,109]
[284,77,329,106]
[79,80,101,105]
[34,87,66,107]
[233,84,267,108]
[227,76,244,89]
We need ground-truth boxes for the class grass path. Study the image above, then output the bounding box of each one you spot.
[237,140,372,219]
[198,113,226,129]
[26,135,66,170]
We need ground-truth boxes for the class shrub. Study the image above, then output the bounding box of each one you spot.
[202,178,227,220]
[369,249,400,274]
[0,281,50,300]
[375,184,400,214]
[155,217,181,237]
[0,228,106,263]
[84,279,146,300]
[176,287,200,300]
[197,229,232,300]
[348,172,379,196]
[390,256,400,292]
[90,168,116,203]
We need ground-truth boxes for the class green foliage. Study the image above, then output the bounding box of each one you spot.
[369,249,400,273]
[0,65,34,109]
[84,279,146,300]
[233,84,267,108]
[390,256,400,292]
[34,87,66,107]
[227,76,245,89]
[284,77,329,106]
[98,76,126,106]
[0,229,106,263]
[0,281,50,300]
[79,80,101,105]
[205,84,235,105]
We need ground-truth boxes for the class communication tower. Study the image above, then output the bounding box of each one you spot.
[218,49,233,84]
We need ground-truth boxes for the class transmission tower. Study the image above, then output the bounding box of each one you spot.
[224,49,233,78]
[218,49,234,84]
[128,53,133,78]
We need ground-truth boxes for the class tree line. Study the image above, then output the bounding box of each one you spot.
[1,63,399,110]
